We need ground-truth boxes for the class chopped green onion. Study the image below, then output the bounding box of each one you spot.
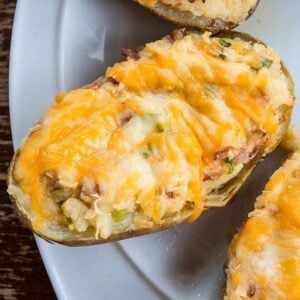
[66,217,73,224]
[136,204,143,213]
[50,188,64,201]
[261,57,273,68]
[142,151,150,159]
[219,39,231,48]
[250,66,259,72]
[219,53,226,60]
[141,144,153,159]
[141,113,157,120]
[203,84,218,98]
[182,201,194,211]
[111,209,127,222]
[225,158,234,174]
[156,123,164,133]
[57,200,64,208]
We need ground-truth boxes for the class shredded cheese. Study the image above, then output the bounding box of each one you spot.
[12,32,294,238]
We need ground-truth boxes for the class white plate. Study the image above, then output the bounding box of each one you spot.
[9,1,300,299]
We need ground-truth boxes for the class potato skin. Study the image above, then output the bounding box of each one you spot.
[133,0,261,32]
[7,30,294,246]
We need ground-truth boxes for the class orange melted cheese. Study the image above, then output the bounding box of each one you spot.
[12,32,293,237]
[226,153,300,299]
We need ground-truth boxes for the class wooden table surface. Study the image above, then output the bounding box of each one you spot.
[0,1,56,299]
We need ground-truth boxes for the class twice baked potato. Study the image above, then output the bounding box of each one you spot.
[225,152,300,299]
[135,0,260,32]
[8,30,294,245]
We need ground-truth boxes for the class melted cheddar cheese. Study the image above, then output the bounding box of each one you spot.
[226,153,300,300]
[10,31,293,239]
[138,0,258,23]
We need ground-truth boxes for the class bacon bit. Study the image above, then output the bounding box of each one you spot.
[121,48,139,60]
[107,77,119,85]
[251,129,267,140]
[165,191,174,198]
[45,171,56,180]
[213,130,266,165]
[203,166,223,181]
[97,183,104,195]
[247,130,266,150]
[294,169,300,177]
[30,121,43,133]
[119,110,134,125]
[214,146,233,161]
[86,77,118,88]
[41,171,58,187]
[84,81,104,90]
[233,130,266,164]
[247,284,256,297]
[233,148,249,164]
[170,29,185,41]
[248,130,267,156]
[255,96,268,105]
[36,117,44,126]
[233,146,260,164]
[248,146,261,161]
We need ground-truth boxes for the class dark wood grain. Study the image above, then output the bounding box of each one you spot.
[0,1,56,299]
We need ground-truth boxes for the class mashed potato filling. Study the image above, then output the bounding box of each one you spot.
[11,32,293,239]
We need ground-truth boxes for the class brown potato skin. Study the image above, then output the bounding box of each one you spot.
[7,30,294,246]
[133,0,261,32]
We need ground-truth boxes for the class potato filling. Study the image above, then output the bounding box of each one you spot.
[12,31,294,239]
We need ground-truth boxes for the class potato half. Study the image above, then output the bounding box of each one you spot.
[225,152,300,299]
[135,0,260,32]
[8,30,294,246]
